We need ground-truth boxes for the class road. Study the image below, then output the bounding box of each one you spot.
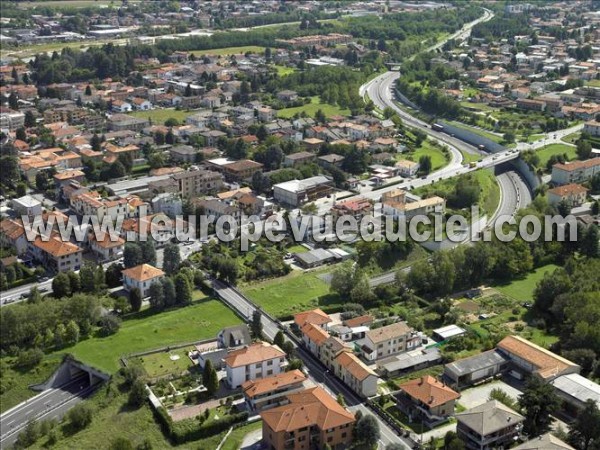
[0,374,97,448]
[516,122,584,151]
[212,279,413,449]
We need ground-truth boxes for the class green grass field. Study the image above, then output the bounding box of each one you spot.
[221,420,263,450]
[0,355,64,413]
[57,298,241,373]
[135,348,196,379]
[459,150,481,164]
[273,65,296,76]
[536,143,577,168]
[287,244,308,253]
[277,96,350,119]
[588,79,600,88]
[29,378,171,450]
[129,108,190,125]
[241,269,342,318]
[450,121,504,144]
[190,46,266,57]
[494,264,559,302]
[411,141,449,171]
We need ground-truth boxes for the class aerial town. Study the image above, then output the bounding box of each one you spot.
[0,1,599,450]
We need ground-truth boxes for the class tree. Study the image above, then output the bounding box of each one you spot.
[65,320,80,346]
[8,92,18,110]
[202,359,219,396]
[11,66,19,83]
[28,286,42,304]
[15,348,44,369]
[336,393,346,406]
[350,270,374,304]
[24,110,35,128]
[354,414,380,448]
[162,243,181,276]
[250,310,263,340]
[123,243,143,268]
[52,272,71,298]
[273,331,285,348]
[35,171,49,191]
[174,274,193,305]
[67,403,93,431]
[85,84,92,96]
[90,133,102,152]
[576,139,593,160]
[581,225,599,258]
[79,264,97,293]
[99,315,121,336]
[568,399,600,450]
[164,118,180,127]
[162,277,176,308]
[315,109,326,124]
[128,379,147,408]
[330,261,355,298]
[519,376,559,437]
[148,281,165,310]
[256,124,267,142]
[129,288,142,312]
[503,132,516,144]
[140,240,156,266]
[105,263,124,287]
[419,155,433,174]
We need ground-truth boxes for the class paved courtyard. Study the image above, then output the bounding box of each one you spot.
[458,380,522,409]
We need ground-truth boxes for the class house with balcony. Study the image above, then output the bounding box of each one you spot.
[243,369,312,413]
[260,386,355,450]
[396,375,460,428]
[357,322,422,361]
[456,400,524,450]
[223,342,287,389]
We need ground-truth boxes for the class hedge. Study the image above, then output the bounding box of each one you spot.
[151,404,248,445]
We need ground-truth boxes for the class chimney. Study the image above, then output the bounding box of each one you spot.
[429,396,434,404]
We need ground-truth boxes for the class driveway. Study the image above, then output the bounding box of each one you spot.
[240,428,263,450]
[459,380,522,409]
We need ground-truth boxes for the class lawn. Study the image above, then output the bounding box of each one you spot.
[135,348,196,379]
[494,264,559,302]
[277,96,350,119]
[536,143,577,168]
[562,132,581,145]
[520,133,544,143]
[241,268,343,318]
[460,101,495,113]
[220,420,263,450]
[588,79,600,88]
[0,354,63,413]
[414,169,500,218]
[459,149,481,164]
[273,65,296,76]
[410,140,449,171]
[287,244,308,253]
[190,46,266,56]
[56,297,242,373]
[450,121,504,144]
[129,108,190,125]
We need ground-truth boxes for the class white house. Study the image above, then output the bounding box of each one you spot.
[223,342,287,389]
[90,234,125,262]
[121,263,165,298]
[111,100,132,113]
[131,97,152,111]
[11,195,43,219]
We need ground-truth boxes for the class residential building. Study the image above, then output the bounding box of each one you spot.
[0,218,28,255]
[260,386,355,450]
[11,195,42,219]
[217,325,251,349]
[456,400,524,450]
[0,110,25,131]
[547,183,588,208]
[512,433,574,450]
[395,159,420,177]
[169,145,200,163]
[333,350,379,398]
[30,235,83,273]
[331,198,373,220]
[70,191,128,222]
[273,176,334,207]
[220,160,263,183]
[223,342,287,389]
[358,322,422,361]
[396,375,460,427]
[382,189,445,219]
[243,369,311,413]
[318,153,345,170]
[89,233,125,262]
[301,322,329,358]
[121,263,165,298]
[551,157,600,185]
[173,169,224,197]
[583,120,600,137]
[294,308,332,330]
[283,151,316,168]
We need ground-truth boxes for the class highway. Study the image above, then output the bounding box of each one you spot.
[0,374,97,448]
[212,279,413,449]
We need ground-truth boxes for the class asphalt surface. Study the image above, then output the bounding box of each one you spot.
[0,374,97,448]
